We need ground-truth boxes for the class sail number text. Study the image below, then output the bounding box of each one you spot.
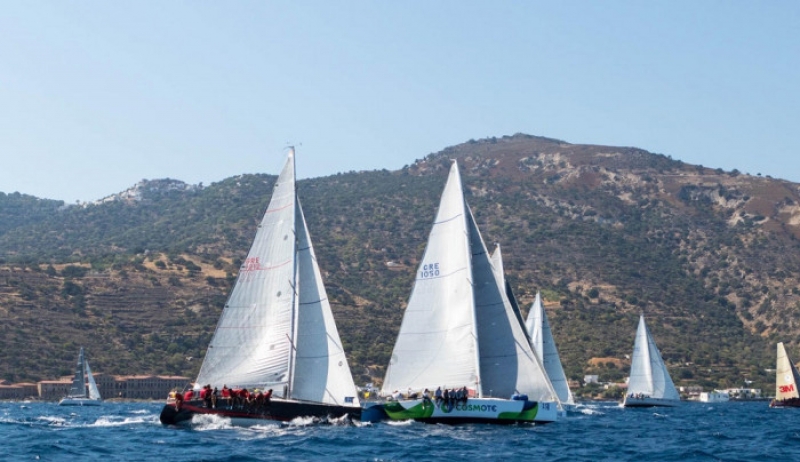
[419,263,440,279]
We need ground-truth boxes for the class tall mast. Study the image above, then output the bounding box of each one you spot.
[286,147,298,399]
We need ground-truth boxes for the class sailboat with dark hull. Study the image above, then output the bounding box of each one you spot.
[160,149,360,425]
[622,315,680,408]
[769,342,800,408]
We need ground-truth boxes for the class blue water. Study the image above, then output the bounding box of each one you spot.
[0,400,796,461]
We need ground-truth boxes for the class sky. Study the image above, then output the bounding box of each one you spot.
[1,1,798,203]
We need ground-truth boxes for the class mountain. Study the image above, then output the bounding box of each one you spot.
[2,133,799,395]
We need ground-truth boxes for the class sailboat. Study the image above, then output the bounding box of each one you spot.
[525,291,576,409]
[488,246,574,410]
[376,161,559,424]
[769,342,800,408]
[59,347,102,406]
[159,148,361,425]
[622,315,680,407]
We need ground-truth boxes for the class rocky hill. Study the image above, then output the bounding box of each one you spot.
[2,133,800,395]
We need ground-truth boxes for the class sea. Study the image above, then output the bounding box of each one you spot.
[0,400,796,462]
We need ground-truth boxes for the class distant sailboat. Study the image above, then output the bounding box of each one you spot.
[159,148,360,425]
[525,291,576,408]
[376,161,559,424]
[769,342,800,408]
[59,347,102,406]
[622,315,680,407]
[488,246,574,409]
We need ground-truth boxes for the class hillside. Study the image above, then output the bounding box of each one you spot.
[2,133,800,395]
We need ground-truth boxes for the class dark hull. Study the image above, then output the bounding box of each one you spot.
[623,396,680,408]
[770,398,800,408]
[623,402,676,408]
[159,399,361,425]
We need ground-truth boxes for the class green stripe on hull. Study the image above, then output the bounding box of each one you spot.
[382,398,546,423]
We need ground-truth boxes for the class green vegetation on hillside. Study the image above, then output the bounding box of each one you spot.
[2,134,799,395]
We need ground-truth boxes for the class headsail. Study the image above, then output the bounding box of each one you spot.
[775,342,800,401]
[489,245,526,337]
[291,198,360,406]
[627,315,679,401]
[85,360,102,401]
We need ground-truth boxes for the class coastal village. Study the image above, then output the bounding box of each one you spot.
[0,374,188,401]
[0,374,763,403]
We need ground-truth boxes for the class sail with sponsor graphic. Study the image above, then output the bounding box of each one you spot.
[770,342,800,408]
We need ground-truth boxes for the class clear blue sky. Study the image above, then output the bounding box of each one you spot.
[2,1,798,203]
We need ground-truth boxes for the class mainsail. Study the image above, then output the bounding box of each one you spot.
[525,291,575,407]
[67,347,88,398]
[195,149,359,407]
[627,315,679,401]
[775,342,800,401]
[382,161,556,402]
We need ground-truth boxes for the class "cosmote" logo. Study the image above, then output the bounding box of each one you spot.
[440,402,497,413]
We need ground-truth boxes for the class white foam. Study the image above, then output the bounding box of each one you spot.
[89,415,157,427]
[191,413,235,430]
[386,419,414,427]
[38,416,67,426]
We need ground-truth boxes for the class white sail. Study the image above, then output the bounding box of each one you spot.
[382,161,557,404]
[195,148,359,407]
[382,161,478,395]
[468,212,554,401]
[489,245,526,334]
[525,292,575,406]
[195,151,296,393]
[291,199,360,406]
[775,342,800,401]
[85,361,102,401]
[627,315,679,401]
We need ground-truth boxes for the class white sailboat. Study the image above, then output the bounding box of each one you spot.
[769,342,800,408]
[59,347,102,406]
[525,291,576,408]
[160,148,361,425]
[623,315,680,407]
[378,161,559,424]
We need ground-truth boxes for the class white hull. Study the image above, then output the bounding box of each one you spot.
[59,397,102,406]
[382,397,559,424]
